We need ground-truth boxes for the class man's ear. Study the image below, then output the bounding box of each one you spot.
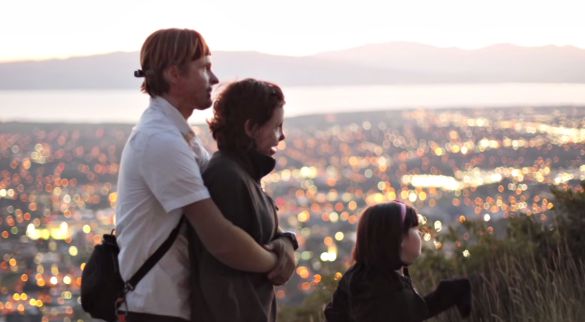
[244,119,257,138]
[163,65,181,85]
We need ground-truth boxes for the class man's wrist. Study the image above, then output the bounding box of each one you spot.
[275,231,298,251]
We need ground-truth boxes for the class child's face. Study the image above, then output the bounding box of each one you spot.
[400,226,422,265]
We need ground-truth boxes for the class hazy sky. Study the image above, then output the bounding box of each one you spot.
[1,0,584,62]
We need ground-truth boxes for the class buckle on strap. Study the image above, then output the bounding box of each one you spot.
[123,282,135,293]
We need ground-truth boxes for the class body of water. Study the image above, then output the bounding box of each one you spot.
[1,83,585,124]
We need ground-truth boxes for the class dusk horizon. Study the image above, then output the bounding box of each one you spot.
[2,41,585,64]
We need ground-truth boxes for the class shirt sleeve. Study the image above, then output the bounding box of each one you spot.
[141,132,210,213]
[423,278,471,318]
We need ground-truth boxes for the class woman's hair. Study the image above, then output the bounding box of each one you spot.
[139,28,211,97]
[353,201,419,271]
[208,78,285,152]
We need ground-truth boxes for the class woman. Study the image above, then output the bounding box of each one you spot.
[188,78,292,322]
[324,201,471,322]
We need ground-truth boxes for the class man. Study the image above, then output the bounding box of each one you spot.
[115,28,296,322]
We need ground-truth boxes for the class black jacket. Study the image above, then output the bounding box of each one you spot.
[188,150,279,322]
[324,264,471,322]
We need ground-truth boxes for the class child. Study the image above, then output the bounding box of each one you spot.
[324,201,471,322]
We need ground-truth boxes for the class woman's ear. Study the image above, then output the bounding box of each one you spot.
[244,119,256,138]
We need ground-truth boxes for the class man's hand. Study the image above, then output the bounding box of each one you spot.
[265,237,296,285]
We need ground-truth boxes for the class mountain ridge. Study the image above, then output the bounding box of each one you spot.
[1,43,584,89]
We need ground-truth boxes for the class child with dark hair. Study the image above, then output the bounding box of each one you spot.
[324,201,471,322]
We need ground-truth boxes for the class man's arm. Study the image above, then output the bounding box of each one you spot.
[184,198,277,272]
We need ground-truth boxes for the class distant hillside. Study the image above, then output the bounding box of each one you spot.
[1,43,584,89]
[0,52,140,89]
[316,42,585,82]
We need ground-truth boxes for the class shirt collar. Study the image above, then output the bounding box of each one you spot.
[149,96,193,137]
[246,149,276,181]
[223,149,276,182]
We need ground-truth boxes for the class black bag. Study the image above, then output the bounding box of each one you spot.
[81,217,185,322]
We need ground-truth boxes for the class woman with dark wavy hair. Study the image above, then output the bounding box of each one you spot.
[188,78,297,322]
[324,201,472,322]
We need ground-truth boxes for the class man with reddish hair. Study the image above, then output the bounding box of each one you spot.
[115,28,295,322]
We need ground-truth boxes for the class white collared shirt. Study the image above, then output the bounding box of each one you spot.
[115,96,210,320]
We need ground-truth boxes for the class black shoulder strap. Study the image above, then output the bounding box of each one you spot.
[124,216,185,292]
